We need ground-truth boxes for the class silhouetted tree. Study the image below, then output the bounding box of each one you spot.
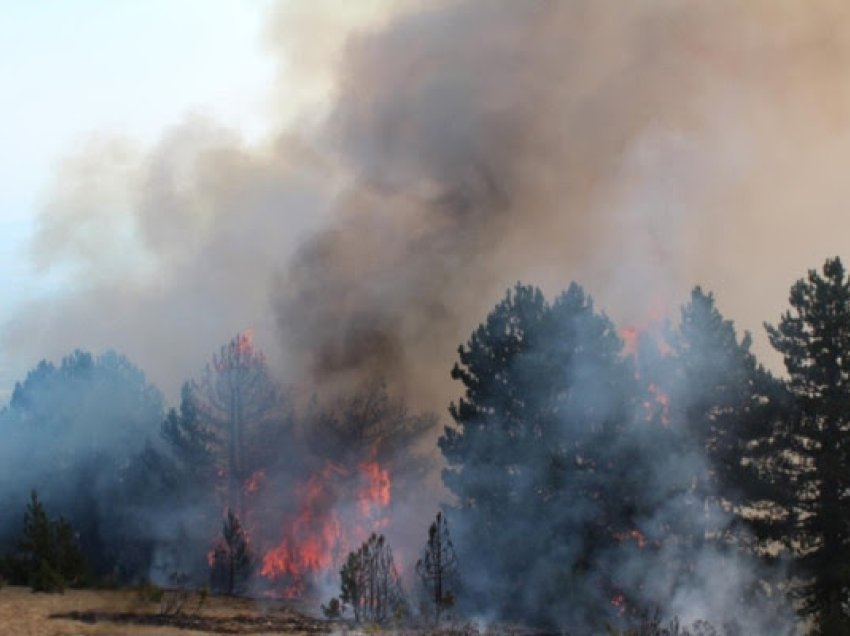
[439,283,639,628]
[340,550,365,623]
[304,381,435,492]
[210,509,254,595]
[668,288,791,555]
[161,383,218,485]
[17,491,86,592]
[766,257,850,632]
[416,511,458,623]
[339,533,404,624]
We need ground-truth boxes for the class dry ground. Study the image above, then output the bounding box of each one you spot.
[0,586,330,636]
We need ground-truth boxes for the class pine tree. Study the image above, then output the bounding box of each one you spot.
[304,381,435,491]
[0,350,162,581]
[416,511,459,623]
[161,382,218,485]
[765,257,850,631]
[671,288,789,553]
[53,516,86,587]
[19,491,52,578]
[439,283,638,628]
[192,333,286,522]
[210,509,254,595]
[340,550,365,623]
[17,491,86,592]
[339,533,404,624]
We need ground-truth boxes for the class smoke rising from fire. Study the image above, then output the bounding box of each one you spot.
[3,2,849,629]
[8,0,850,405]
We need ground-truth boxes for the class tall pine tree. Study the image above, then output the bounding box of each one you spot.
[439,282,637,629]
[416,511,459,623]
[766,257,850,632]
[671,288,789,554]
[192,332,287,522]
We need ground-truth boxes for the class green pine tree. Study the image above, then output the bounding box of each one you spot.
[765,257,850,632]
[210,509,254,595]
[17,491,86,592]
[439,282,638,628]
[672,288,790,553]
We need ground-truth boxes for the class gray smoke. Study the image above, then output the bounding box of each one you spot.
[11,0,850,406]
[5,1,848,630]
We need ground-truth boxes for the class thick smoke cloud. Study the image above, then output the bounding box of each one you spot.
[9,0,850,408]
[277,0,850,403]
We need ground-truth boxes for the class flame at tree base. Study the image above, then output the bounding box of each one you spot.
[260,457,392,598]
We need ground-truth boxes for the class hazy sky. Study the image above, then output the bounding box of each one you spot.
[0,1,284,395]
[0,1,274,304]
[0,0,398,399]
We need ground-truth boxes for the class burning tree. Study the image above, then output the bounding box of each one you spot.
[209,508,254,595]
[339,533,405,624]
[192,332,288,522]
[303,381,435,485]
[415,511,458,624]
[260,382,432,598]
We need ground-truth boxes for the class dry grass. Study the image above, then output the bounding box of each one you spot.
[0,585,329,636]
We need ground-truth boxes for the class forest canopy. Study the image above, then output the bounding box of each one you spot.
[2,258,850,634]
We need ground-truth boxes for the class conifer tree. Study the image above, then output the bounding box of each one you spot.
[766,257,850,632]
[439,282,637,628]
[339,533,404,624]
[210,508,254,595]
[192,333,286,521]
[416,511,459,623]
[17,491,86,592]
[671,288,789,552]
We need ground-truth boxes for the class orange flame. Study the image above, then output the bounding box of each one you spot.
[620,327,639,357]
[614,528,647,549]
[357,461,391,518]
[644,383,671,426]
[619,324,673,426]
[237,329,255,355]
[619,325,672,359]
[260,457,393,597]
[244,469,266,495]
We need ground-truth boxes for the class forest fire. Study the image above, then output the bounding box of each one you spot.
[613,528,647,549]
[244,469,266,495]
[259,457,392,598]
[357,460,390,519]
[620,326,673,425]
[644,383,671,426]
[620,327,640,357]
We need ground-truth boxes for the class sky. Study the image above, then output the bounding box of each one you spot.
[0,1,275,305]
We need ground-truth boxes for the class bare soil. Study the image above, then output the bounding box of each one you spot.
[0,586,330,636]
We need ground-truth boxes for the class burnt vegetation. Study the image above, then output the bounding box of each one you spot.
[5,258,850,633]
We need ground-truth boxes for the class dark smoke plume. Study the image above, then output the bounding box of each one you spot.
[10,0,850,407]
